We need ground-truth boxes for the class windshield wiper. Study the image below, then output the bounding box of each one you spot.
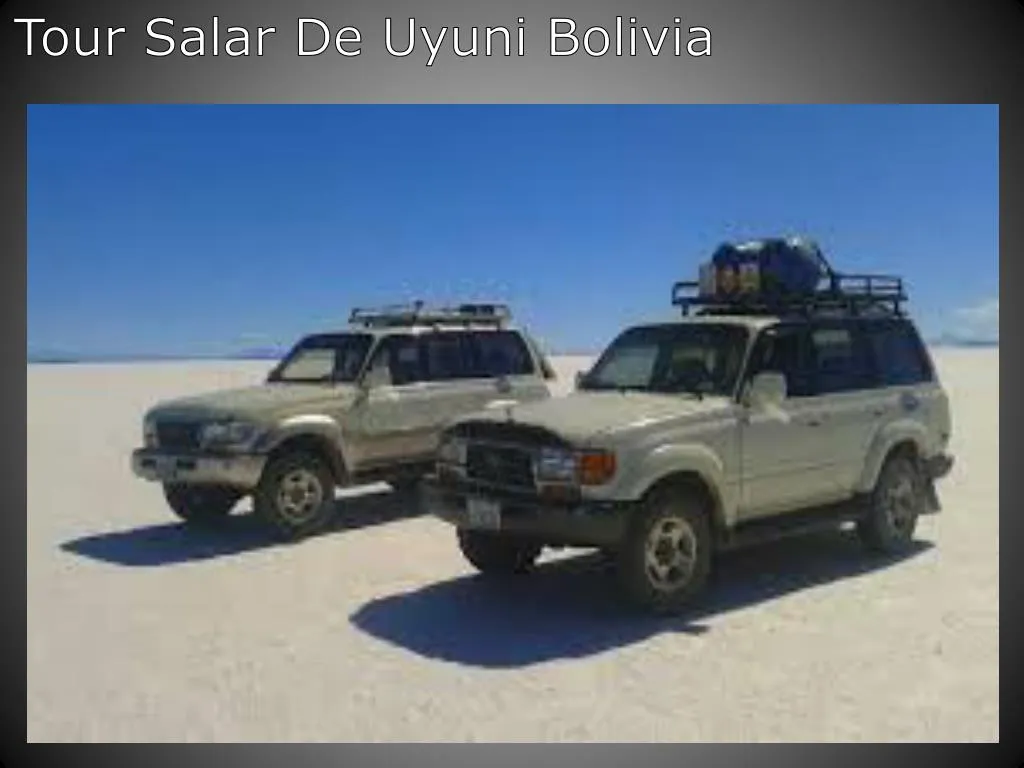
[584,382,638,394]
[270,377,335,385]
[652,384,705,400]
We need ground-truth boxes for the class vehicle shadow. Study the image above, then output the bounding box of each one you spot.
[349,529,934,669]
[60,485,422,567]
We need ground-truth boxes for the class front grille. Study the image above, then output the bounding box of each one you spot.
[155,421,202,451]
[451,420,570,448]
[465,443,535,489]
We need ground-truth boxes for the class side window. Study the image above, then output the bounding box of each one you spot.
[366,335,424,387]
[866,321,934,386]
[746,325,815,398]
[808,323,873,394]
[422,332,472,382]
[471,331,536,378]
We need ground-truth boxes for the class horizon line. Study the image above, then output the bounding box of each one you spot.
[26,338,1000,365]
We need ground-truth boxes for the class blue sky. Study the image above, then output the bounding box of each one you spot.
[28,104,998,357]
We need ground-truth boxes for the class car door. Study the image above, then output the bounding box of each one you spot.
[738,322,842,519]
[804,318,880,496]
[347,333,438,468]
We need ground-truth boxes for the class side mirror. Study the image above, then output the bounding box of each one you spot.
[574,370,587,389]
[745,371,787,409]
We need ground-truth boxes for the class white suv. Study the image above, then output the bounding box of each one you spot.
[424,269,954,614]
[132,302,555,539]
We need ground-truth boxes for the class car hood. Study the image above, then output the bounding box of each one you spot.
[146,383,358,423]
[457,390,730,444]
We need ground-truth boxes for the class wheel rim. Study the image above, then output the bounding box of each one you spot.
[884,472,918,534]
[276,468,325,524]
[644,515,698,593]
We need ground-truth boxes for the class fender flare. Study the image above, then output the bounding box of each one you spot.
[856,419,929,493]
[258,414,351,480]
[618,443,737,529]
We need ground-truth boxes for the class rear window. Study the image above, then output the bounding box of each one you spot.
[421,332,476,381]
[469,330,536,377]
[367,330,540,384]
[809,325,874,394]
[865,320,934,386]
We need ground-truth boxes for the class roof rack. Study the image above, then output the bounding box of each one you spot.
[671,271,908,318]
[348,300,512,329]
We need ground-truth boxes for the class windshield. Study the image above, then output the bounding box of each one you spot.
[268,333,374,384]
[579,323,750,397]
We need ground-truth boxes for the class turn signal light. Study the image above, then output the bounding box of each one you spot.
[577,450,617,486]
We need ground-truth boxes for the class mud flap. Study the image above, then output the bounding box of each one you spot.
[922,477,942,514]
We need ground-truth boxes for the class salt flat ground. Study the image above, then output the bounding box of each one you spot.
[27,351,998,742]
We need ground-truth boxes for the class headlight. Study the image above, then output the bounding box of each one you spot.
[534,447,617,486]
[437,435,467,465]
[534,447,578,483]
[200,420,260,449]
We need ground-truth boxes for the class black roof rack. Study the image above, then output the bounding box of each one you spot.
[348,300,512,329]
[672,271,908,319]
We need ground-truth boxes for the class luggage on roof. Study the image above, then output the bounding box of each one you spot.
[672,237,907,318]
[707,237,831,299]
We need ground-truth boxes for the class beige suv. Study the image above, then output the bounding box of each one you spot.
[424,273,954,614]
[131,303,555,539]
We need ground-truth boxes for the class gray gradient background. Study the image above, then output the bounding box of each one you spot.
[7,0,1019,755]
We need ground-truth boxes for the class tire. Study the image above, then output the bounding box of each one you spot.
[457,529,542,576]
[616,486,712,615]
[253,451,336,540]
[163,483,240,525]
[857,453,924,554]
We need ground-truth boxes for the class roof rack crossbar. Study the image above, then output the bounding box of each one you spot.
[348,300,512,329]
[671,270,907,318]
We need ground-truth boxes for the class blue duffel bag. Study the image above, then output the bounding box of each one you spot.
[710,237,830,298]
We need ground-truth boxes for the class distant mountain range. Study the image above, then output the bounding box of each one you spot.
[27,347,286,364]
[927,334,999,348]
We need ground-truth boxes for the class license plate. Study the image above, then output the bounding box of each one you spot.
[466,497,501,530]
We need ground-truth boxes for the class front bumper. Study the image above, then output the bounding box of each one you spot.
[131,448,266,489]
[421,475,631,548]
